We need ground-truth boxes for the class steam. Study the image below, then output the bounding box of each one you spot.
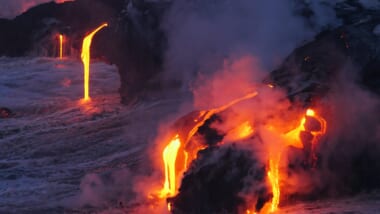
[160,0,380,209]
[192,55,265,109]
[161,0,353,88]
[319,65,380,193]
[303,0,341,29]
[280,63,380,199]
[70,169,134,209]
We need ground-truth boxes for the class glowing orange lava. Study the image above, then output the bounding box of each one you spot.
[157,91,327,213]
[268,157,280,213]
[159,92,259,201]
[81,23,108,102]
[186,92,258,144]
[306,109,315,116]
[284,108,318,149]
[226,121,255,142]
[182,92,259,172]
[306,109,327,166]
[235,121,254,139]
[59,34,64,59]
[246,210,257,214]
[160,135,181,198]
[306,109,327,135]
[266,108,327,212]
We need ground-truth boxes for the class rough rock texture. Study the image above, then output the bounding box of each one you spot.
[270,3,380,102]
[269,0,380,201]
[168,145,270,214]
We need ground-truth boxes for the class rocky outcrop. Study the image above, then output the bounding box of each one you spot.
[269,1,380,199]
[168,145,269,214]
[0,0,167,104]
[270,2,380,103]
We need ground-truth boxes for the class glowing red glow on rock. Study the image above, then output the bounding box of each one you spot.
[155,90,327,214]
[226,121,255,142]
[158,92,259,204]
[266,108,327,212]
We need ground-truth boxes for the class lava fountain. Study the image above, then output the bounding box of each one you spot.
[80,23,108,102]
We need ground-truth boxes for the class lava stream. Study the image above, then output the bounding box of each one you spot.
[186,91,258,143]
[59,34,64,59]
[267,108,327,212]
[160,135,181,197]
[159,92,259,200]
[268,157,280,213]
[81,23,108,102]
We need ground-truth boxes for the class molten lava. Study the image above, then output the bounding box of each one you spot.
[306,109,327,166]
[168,202,173,212]
[268,157,280,213]
[266,108,327,212]
[235,121,254,139]
[157,91,327,214]
[226,121,255,142]
[186,91,258,144]
[183,92,259,173]
[159,92,259,201]
[59,34,64,59]
[284,108,324,149]
[160,135,181,197]
[81,23,108,102]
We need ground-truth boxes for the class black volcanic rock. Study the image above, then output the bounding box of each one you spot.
[196,114,225,147]
[0,0,168,104]
[269,3,380,200]
[304,116,322,132]
[270,14,380,102]
[168,145,270,214]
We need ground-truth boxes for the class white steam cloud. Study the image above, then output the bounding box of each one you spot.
[161,0,343,87]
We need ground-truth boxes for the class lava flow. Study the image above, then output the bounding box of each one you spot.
[157,91,326,214]
[268,157,280,213]
[160,135,181,197]
[58,34,64,59]
[266,108,327,213]
[81,23,108,102]
[229,121,255,140]
[158,92,258,199]
[185,91,258,143]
